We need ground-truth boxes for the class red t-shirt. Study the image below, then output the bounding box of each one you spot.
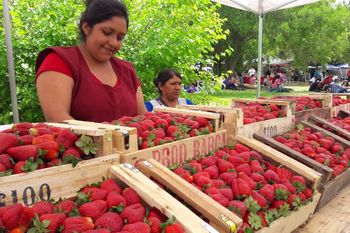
[36,46,141,122]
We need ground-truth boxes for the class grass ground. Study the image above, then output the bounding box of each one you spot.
[208,84,310,106]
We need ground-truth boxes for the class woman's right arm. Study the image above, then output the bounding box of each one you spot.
[36,71,74,122]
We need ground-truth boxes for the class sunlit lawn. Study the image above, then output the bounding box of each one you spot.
[207,84,310,106]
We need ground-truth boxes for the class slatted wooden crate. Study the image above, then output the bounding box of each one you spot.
[63,120,138,154]
[329,93,350,117]
[179,104,240,143]
[278,94,332,122]
[153,106,221,132]
[230,98,294,138]
[0,154,120,206]
[121,130,228,167]
[254,119,350,211]
[307,115,350,141]
[137,135,321,233]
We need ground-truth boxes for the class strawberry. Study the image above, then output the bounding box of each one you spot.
[47,158,63,167]
[271,200,289,209]
[250,173,267,186]
[164,222,184,233]
[38,213,66,232]
[227,156,245,166]
[7,145,38,161]
[166,125,178,138]
[62,216,94,233]
[205,187,220,195]
[37,141,59,161]
[203,165,219,179]
[148,216,162,233]
[82,187,108,201]
[148,207,167,222]
[231,178,251,198]
[303,188,313,199]
[235,143,250,153]
[280,178,296,193]
[122,188,141,205]
[120,203,146,224]
[195,175,213,189]
[0,153,14,169]
[85,230,111,233]
[18,206,36,228]
[106,191,127,210]
[259,184,275,203]
[273,184,289,200]
[95,212,123,232]
[211,179,225,188]
[238,172,257,190]
[227,200,246,218]
[56,129,78,149]
[78,200,108,221]
[215,150,229,159]
[291,175,306,192]
[13,159,38,174]
[251,191,267,208]
[287,194,302,209]
[238,151,251,162]
[122,222,151,233]
[192,172,210,183]
[32,201,54,216]
[0,133,18,153]
[236,164,252,176]
[276,167,292,180]
[200,156,218,167]
[62,147,81,165]
[209,193,229,207]
[155,119,169,129]
[19,134,33,145]
[250,160,264,174]
[219,187,234,201]
[219,171,237,185]
[217,159,235,173]
[54,199,76,215]
[100,178,122,193]
[32,134,55,145]
[1,203,23,230]
[263,169,281,183]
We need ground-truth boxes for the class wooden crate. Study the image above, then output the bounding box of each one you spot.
[121,130,228,167]
[329,93,350,117]
[179,104,239,143]
[0,154,120,206]
[153,106,221,132]
[254,119,350,211]
[0,123,114,157]
[63,120,138,154]
[137,135,321,233]
[109,164,221,233]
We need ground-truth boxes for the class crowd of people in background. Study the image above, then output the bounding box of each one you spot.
[309,69,350,93]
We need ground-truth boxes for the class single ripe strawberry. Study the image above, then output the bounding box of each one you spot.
[122,188,141,205]
[39,213,66,232]
[120,203,146,224]
[7,145,38,161]
[62,147,81,164]
[32,201,54,216]
[54,199,76,215]
[78,200,108,221]
[164,223,184,233]
[85,230,111,233]
[62,216,94,233]
[203,165,219,179]
[56,129,78,149]
[18,134,34,145]
[227,200,247,218]
[259,184,275,204]
[121,222,151,233]
[82,187,108,201]
[148,207,167,222]
[1,203,23,230]
[100,178,122,193]
[0,153,14,169]
[148,216,162,233]
[106,191,127,209]
[95,212,122,232]
[0,133,18,154]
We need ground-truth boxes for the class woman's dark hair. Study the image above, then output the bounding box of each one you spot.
[79,0,129,41]
[154,69,181,95]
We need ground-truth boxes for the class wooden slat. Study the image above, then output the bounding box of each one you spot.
[253,133,333,189]
[338,109,350,118]
[136,159,242,233]
[294,108,331,123]
[121,130,228,167]
[231,98,290,106]
[331,103,350,117]
[110,164,221,233]
[236,136,322,191]
[309,115,350,141]
[153,106,221,120]
[301,120,350,148]
[63,120,137,134]
[0,154,120,206]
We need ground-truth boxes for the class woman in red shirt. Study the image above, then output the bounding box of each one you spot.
[36,0,146,122]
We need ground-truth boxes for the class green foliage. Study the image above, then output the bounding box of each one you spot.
[0,0,226,123]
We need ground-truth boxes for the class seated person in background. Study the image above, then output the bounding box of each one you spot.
[318,73,333,91]
[223,74,238,90]
[269,74,282,91]
[328,78,348,93]
[145,69,193,111]
[309,77,321,92]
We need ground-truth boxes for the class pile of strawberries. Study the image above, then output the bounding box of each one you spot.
[113,112,213,149]
[332,96,350,106]
[234,102,287,125]
[270,96,323,112]
[0,123,98,177]
[0,178,184,233]
[327,117,350,131]
[274,125,350,177]
[171,145,313,232]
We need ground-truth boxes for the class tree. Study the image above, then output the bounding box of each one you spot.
[0,0,226,123]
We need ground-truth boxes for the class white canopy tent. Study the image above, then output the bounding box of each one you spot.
[212,0,319,97]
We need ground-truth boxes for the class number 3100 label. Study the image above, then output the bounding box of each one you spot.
[0,183,51,207]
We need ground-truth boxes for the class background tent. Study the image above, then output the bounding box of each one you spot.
[212,0,320,97]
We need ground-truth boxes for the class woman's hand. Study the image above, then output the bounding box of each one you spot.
[136,86,147,115]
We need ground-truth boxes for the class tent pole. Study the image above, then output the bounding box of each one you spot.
[256,13,263,98]
[3,0,19,123]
